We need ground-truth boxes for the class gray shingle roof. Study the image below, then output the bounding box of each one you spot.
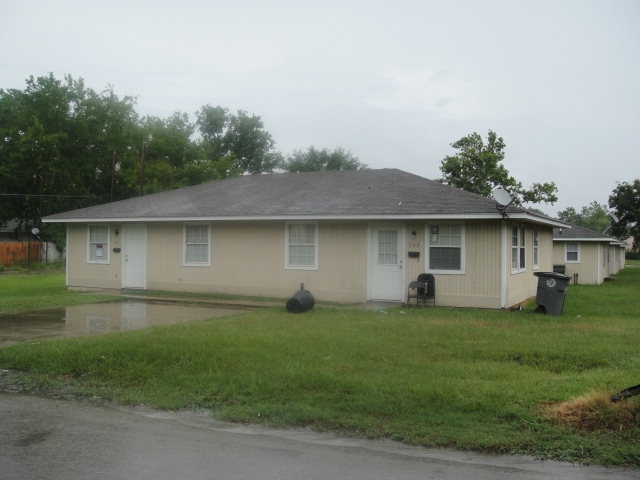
[43,169,559,224]
[553,224,616,242]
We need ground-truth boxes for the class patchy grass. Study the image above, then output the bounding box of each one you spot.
[0,263,639,467]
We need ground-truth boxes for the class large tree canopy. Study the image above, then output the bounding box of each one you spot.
[0,75,289,246]
[556,201,611,232]
[279,146,366,172]
[136,112,199,194]
[195,105,281,176]
[438,130,558,205]
[0,74,140,238]
[609,179,640,251]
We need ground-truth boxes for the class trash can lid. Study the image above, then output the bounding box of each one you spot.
[534,271,571,280]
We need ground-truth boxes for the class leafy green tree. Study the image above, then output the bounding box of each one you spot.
[77,85,140,201]
[195,105,279,176]
[0,74,77,231]
[137,112,199,194]
[225,110,281,174]
[0,74,139,246]
[280,146,366,172]
[439,130,558,205]
[0,75,285,252]
[196,105,228,160]
[609,179,640,251]
[557,201,611,232]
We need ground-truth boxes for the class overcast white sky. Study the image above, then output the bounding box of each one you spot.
[2,0,638,216]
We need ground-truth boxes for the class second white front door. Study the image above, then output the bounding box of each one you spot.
[368,224,405,301]
[122,224,147,289]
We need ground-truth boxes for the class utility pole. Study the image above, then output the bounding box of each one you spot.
[139,134,152,196]
[110,150,117,202]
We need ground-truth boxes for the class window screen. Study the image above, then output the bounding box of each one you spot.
[288,223,317,268]
[429,224,462,271]
[88,225,109,263]
[185,224,210,265]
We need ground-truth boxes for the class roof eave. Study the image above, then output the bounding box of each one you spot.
[507,213,569,228]
[44,212,565,225]
[554,237,617,242]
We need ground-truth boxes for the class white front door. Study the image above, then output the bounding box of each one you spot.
[368,224,405,301]
[122,224,147,289]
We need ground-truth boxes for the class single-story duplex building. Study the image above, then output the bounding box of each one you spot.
[552,224,626,284]
[44,169,567,309]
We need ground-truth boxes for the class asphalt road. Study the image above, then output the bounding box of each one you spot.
[1,393,637,480]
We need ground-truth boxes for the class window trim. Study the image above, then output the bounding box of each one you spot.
[285,222,318,271]
[425,223,465,275]
[511,226,526,274]
[183,223,211,267]
[87,224,110,264]
[565,242,580,263]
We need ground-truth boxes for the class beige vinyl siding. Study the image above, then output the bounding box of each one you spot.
[65,219,554,308]
[506,226,553,308]
[537,228,554,272]
[405,221,501,308]
[603,244,612,279]
[553,241,605,285]
[67,223,122,289]
[552,242,565,269]
[434,221,502,308]
[610,244,625,274]
[404,221,505,309]
[506,227,552,308]
[146,221,368,302]
[404,222,426,284]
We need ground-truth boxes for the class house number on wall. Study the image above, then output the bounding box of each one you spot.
[408,241,420,249]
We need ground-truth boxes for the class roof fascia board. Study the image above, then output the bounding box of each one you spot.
[554,237,616,242]
[45,212,564,225]
[508,214,568,228]
[45,214,490,223]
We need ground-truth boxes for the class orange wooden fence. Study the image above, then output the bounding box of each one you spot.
[0,242,42,266]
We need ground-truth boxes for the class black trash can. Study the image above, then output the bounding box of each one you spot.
[534,272,571,315]
[286,283,315,313]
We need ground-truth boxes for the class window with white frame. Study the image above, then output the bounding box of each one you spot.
[511,227,526,272]
[566,242,580,263]
[286,223,318,269]
[427,224,464,273]
[88,225,110,263]
[184,224,211,266]
[533,230,540,269]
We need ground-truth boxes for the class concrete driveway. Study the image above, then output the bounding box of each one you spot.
[1,392,635,480]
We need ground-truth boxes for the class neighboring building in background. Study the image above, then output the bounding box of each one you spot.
[0,220,62,265]
[553,224,626,285]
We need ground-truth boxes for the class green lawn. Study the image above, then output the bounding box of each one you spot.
[1,264,639,466]
[0,271,120,313]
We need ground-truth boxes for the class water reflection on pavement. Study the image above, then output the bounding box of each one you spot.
[0,301,246,347]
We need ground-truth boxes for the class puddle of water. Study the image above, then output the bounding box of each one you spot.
[0,301,245,347]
